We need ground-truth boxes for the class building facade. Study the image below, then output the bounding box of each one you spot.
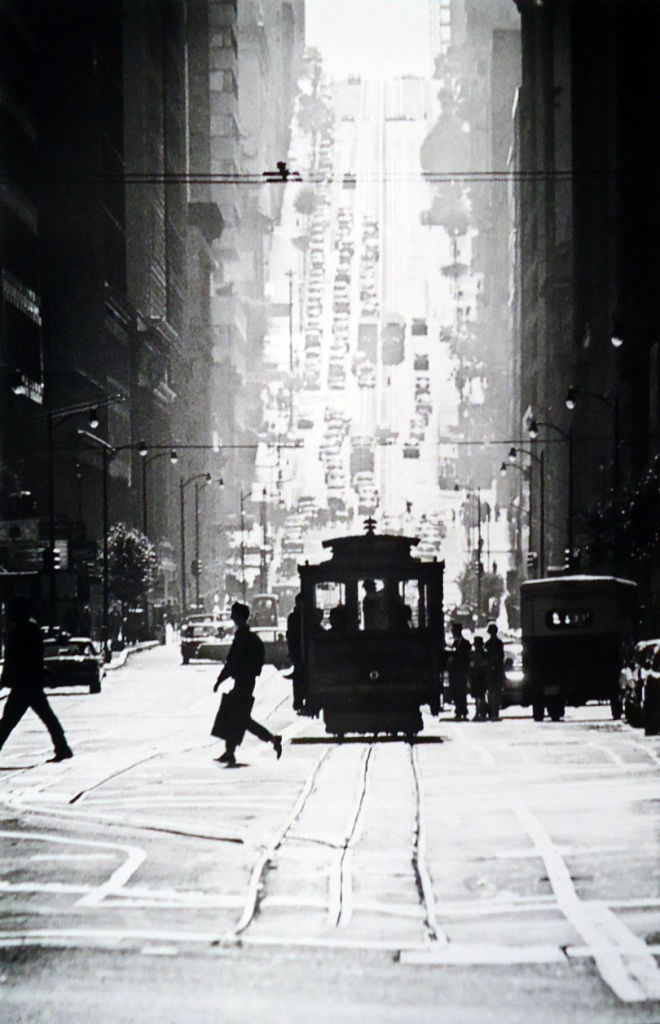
[0,1,303,627]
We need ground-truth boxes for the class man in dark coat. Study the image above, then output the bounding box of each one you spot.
[448,621,471,720]
[485,622,505,721]
[0,597,73,761]
[362,579,388,630]
[286,593,306,711]
[213,602,282,767]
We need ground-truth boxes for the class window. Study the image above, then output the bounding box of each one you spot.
[545,608,593,629]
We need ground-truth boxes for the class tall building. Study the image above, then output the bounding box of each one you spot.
[0,2,44,567]
[0,2,223,622]
[513,0,660,617]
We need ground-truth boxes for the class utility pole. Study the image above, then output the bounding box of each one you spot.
[286,269,294,431]
[260,488,268,593]
[476,488,483,626]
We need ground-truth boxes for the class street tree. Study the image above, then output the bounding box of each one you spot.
[106,523,158,617]
[455,561,504,619]
[294,186,319,217]
[585,454,660,578]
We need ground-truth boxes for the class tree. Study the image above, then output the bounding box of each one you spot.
[106,523,158,611]
[297,93,334,138]
[455,560,504,615]
[585,454,660,578]
[294,186,319,217]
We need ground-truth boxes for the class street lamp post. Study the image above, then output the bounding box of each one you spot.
[285,269,295,431]
[194,478,205,609]
[142,449,178,537]
[507,445,545,576]
[529,418,573,566]
[565,386,620,497]
[179,473,222,615]
[46,394,123,624]
[180,473,209,615]
[141,449,177,638]
[77,432,147,660]
[239,488,253,601]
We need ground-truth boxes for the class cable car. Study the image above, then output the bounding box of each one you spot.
[298,520,445,739]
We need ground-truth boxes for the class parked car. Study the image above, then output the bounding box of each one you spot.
[43,637,104,693]
[501,641,524,708]
[620,639,660,727]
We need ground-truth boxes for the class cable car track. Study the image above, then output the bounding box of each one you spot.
[226,737,447,948]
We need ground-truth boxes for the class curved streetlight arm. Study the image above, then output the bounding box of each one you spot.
[504,449,545,575]
[565,387,620,499]
[44,395,123,626]
[76,432,153,659]
[529,418,569,442]
[508,445,543,467]
[566,386,617,412]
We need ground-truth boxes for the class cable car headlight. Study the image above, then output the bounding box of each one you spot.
[369,669,379,681]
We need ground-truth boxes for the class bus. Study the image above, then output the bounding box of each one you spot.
[520,574,639,721]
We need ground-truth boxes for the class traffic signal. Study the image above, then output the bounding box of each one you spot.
[190,559,202,577]
[526,551,538,572]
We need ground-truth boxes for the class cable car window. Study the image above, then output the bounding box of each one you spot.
[545,608,593,629]
[360,578,388,630]
[316,582,345,632]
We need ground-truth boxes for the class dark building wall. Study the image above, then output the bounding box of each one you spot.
[0,1,221,622]
[515,0,660,591]
[0,2,44,509]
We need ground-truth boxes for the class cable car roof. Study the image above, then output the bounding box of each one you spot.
[299,529,444,582]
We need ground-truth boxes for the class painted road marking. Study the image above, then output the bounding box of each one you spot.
[29,853,117,862]
[400,943,566,965]
[513,801,660,1003]
[5,926,660,963]
[0,828,147,909]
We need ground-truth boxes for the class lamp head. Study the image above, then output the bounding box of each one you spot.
[138,440,148,457]
[169,450,178,464]
[611,322,624,348]
[499,462,508,477]
[565,387,576,411]
[529,419,538,440]
[507,447,517,463]
[218,477,224,488]
[88,408,100,430]
[205,473,212,484]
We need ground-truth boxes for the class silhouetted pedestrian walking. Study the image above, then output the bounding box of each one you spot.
[0,597,73,761]
[448,621,470,720]
[286,593,306,711]
[485,622,505,721]
[469,635,488,720]
[212,602,282,767]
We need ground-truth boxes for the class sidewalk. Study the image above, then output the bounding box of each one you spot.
[104,640,161,672]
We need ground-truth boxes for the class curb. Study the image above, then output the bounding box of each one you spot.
[104,640,160,672]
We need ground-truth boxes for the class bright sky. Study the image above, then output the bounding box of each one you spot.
[305,0,434,81]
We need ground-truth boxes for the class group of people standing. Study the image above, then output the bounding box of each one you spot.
[448,621,505,721]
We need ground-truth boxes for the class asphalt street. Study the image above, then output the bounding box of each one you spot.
[1,642,659,1022]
